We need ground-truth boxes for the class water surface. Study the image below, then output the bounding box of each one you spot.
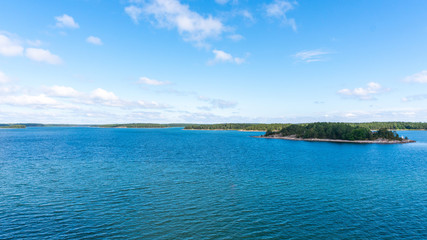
[1,128,426,239]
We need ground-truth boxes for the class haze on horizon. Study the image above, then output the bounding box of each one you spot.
[0,0,426,124]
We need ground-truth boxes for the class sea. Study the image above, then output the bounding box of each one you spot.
[0,127,426,239]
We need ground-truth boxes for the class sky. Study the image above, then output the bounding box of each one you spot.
[0,0,427,124]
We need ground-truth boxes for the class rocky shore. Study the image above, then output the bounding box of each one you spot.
[254,135,416,144]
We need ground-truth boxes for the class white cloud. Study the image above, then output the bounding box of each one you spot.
[55,14,79,28]
[265,0,297,31]
[0,71,10,83]
[0,94,58,106]
[404,70,427,83]
[0,34,24,56]
[209,49,245,65]
[45,85,81,97]
[294,49,330,62]
[138,76,170,85]
[125,5,143,23]
[90,88,119,102]
[86,36,103,45]
[338,82,388,100]
[25,48,62,64]
[128,0,226,45]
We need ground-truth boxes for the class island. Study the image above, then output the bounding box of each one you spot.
[184,122,427,131]
[0,125,26,129]
[257,122,415,144]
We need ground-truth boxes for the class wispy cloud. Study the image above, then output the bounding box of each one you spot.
[404,70,427,83]
[25,48,62,65]
[125,5,143,24]
[265,0,297,31]
[0,71,10,83]
[294,49,330,62]
[198,96,237,110]
[125,0,227,46]
[0,34,24,56]
[55,14,79,29]
[138,76,170,86]
[86,36,103,45]
[228,34,244,41]
[401,94,427,102]
[209,49,245,65]
[338,82,389,100]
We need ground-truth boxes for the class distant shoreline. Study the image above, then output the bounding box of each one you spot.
[183,129,264,132]
[254,135,416,144]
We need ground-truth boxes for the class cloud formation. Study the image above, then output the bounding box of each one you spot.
[198,96,237,110]
[55,14,79,28]
[125,5,143,23]
[0,71,10,83]
[401,94,427,102]
[126,0,226,45]
[294,49,330,63]
[265,0,297,31]
[0,34,24,56]
[86,36,103,45]
[46,85,81,98]
[209,49,245,64]
[25,48,62,65]
[404,70,427,83]
[138,76,170,85]
[338,82,388,100]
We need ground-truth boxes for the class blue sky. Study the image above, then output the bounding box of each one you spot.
[0,0,427,124]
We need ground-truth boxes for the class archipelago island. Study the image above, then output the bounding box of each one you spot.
[257,122,415,144]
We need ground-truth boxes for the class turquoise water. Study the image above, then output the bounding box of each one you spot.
[0,127,426,239]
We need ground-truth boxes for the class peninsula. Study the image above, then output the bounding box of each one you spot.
[258,122,415,144]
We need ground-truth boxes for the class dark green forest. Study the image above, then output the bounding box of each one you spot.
[184,122,426,131]
[98,123,189,128]
[265,122,404,141]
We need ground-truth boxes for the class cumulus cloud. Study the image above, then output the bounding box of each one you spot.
[209,49,245,65]
[0,34,24,56]
[294,49,330,63]
[86,36,103,45]
[45,85,81,98]
[404,70,427,83]
[90,88,120,102]
[138,77,170,86]
[338,82,389,100]
[55,14,79,28]
[25,48,62,64]
[265,0,297,31]
[0,71,10,83]
[126,0,226,45]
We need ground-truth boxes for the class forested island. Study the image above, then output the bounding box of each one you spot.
[0,125,26,129]
[184,123,290,131]
[259,122,415,144]
[184,122,427,131]
[97,123,188,128]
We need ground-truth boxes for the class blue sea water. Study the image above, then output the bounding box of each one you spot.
[0,127,426,239]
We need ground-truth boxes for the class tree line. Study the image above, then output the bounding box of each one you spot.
[265,122,404,141]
